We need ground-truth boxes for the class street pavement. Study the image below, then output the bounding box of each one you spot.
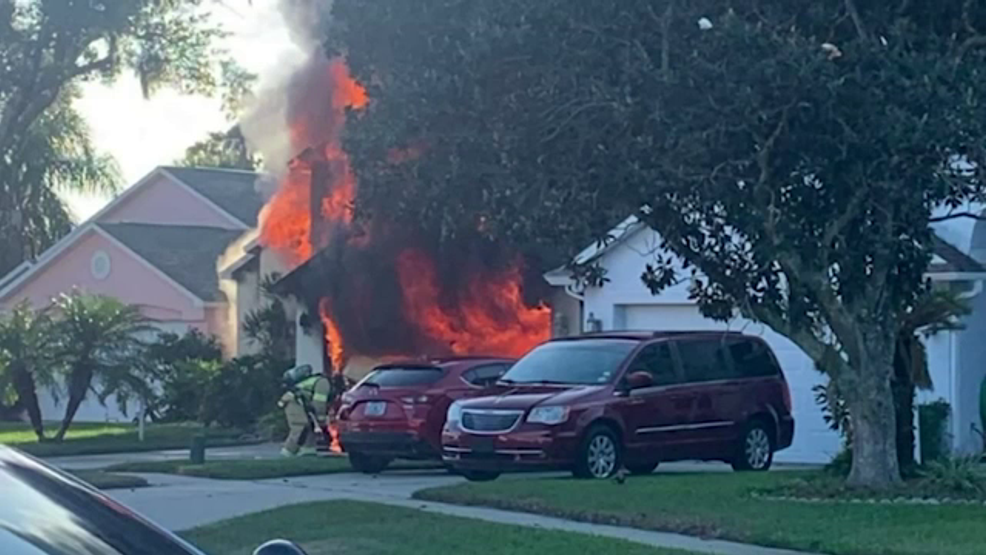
[46,449,820,555]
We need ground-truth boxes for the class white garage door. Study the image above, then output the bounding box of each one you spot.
[622,304,842,464]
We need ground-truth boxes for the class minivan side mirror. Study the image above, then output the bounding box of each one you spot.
[253,540,308,555]
[626,371,655,390]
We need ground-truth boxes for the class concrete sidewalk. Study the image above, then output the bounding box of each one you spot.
[96,469,818,555]
[48,442,283,470]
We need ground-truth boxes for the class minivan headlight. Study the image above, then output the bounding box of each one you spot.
[446,402,464,426]
[527,406,569,425]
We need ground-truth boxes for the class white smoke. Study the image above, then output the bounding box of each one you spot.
[239,0,335,188]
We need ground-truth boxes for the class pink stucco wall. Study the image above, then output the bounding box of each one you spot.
[0,228,207,325]
[98,173,242,229]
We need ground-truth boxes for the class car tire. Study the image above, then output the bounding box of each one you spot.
[731,419,775,472]
[348,452,392,474]
[460,469,500,482]
[625,460,660,475]
[573,424,623,479]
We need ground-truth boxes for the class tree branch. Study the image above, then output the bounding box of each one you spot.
[844,0,869,40]
[928,211,986,223]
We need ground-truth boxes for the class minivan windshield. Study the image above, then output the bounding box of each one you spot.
[500,340,637,385]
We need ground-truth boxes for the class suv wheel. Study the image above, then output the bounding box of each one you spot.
[625,460,659,475]
[574,425,622,479]
[731,420,774,472]
[460,469,500,482]
[348,452,392,474]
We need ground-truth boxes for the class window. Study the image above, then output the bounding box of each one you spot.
[675,339,735,382]
[463,364,511,387]
[501,339,637,385]
[626,343,677,386]
[728,339,781,378]
[361,367,445,387]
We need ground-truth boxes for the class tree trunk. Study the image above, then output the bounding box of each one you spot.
[10,363,45,441]
[55,366,93,442]
[892,340,917,473]
[841,342,902,488]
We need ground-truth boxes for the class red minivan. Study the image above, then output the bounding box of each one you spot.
[337,357,514,473]
[442,332,794,481]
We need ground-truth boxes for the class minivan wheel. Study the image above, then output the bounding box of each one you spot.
[460,469,500,482]
[348,452,392,474]
[574,425,622,479]
[731,420,774,472]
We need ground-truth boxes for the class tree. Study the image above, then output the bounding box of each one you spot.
[0,87,120,275]
[330,0,986,487]
[0,0,247,273]
[51,293,150,441]
[242,273,294,360]
[146,329,223,421]
[179,125,258,170]
[0,302,57,440]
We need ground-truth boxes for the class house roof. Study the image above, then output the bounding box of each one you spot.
[98,223,242,302]
[162,167,264,227]
[545,218,986,287]
[928,236,986,275]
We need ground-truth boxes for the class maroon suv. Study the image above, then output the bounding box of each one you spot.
[442,332,794,481]
[337,357,514,473]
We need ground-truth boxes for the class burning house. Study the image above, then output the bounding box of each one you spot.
[245,52,551,379]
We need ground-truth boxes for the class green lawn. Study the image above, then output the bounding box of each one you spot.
[0,421,258,457]
[70,469,149,490]
[109,456,442,480]
[183,500,693,555]
[416,471,986,555]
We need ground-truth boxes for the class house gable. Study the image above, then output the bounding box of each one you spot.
[0,226,206,323]
[98,170,245,229]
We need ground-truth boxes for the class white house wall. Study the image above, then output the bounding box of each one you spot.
[580,227,843,464]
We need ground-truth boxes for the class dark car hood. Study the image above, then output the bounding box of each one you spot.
[458,384,606,411]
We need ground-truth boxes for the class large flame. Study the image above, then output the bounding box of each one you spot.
[259,55,550,373]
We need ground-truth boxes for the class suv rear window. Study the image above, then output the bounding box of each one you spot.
[361,367,444,387]
[728,338,781,377]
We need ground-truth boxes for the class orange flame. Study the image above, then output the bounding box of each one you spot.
[397,249,550,358]
[259,56,550,372]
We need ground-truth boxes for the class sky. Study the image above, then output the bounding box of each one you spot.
[64,0,302,221]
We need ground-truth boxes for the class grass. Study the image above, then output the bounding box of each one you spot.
[416,471,986,555]
[108,456,443,480]
[0,421,259,457]
[70,469,149,490]
[183,499,693,555]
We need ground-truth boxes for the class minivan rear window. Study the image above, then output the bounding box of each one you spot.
[360,367,444,387]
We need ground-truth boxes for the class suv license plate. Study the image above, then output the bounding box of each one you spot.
[469,436,495,453]
[364,402,386,417]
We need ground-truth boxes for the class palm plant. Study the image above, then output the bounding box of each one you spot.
[0,302,57,440]
[0,89,119,276]
[51,293,151,441]
[242,273,295,360]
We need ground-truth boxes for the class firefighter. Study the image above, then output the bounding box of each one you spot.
[278,364,333,457]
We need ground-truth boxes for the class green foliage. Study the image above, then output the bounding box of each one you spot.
[51,293,152,440]
[919,456,986,496]
[0,302,57,437]
[242,273,294,360]
[179,125,259,170]
[199,355,292,428]
[0,0,249,274]
[919,399,952,463]
[146,329,223,422]
[331,0,986,486]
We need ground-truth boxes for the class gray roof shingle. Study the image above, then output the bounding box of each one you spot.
[163,166,264,227]
[99,223,242,302]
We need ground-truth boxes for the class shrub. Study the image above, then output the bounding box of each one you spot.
[919,456,986,496]
[199,355,292,428]
[918,399,951,463]
[147,329,224,422]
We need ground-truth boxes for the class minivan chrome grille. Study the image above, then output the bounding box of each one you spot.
[461,410,522,433]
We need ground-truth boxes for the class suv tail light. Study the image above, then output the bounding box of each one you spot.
[781,379,793,413]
